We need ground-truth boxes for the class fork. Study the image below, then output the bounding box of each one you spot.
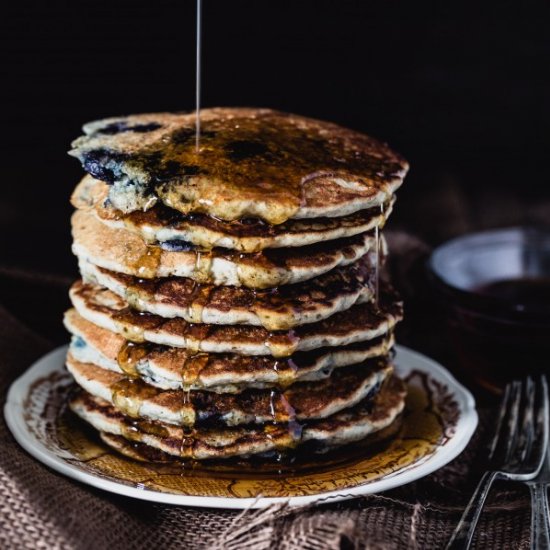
[527,420,550,550]
[446,375,549,550]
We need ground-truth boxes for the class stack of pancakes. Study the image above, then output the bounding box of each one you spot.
[64,108,409,462]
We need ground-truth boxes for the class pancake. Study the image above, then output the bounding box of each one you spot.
[99,415,403,464]
[69,108,408,223]
[68,376,407,459]
[69,282,403,357]
[66,353,392,427]
[78,250,380,330]
[65,309,395,392]
[72,175,395,253]
[72,209,377,288]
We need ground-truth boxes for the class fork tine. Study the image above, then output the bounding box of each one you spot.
[503,380,523,463]
[537,375,549,439]
[502,380,523,464]
[512,376,535,464]
[527,374,550,472]
[488,381,513,461]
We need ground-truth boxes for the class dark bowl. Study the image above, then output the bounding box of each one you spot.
[427,227,550,392]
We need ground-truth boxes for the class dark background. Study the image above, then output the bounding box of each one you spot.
[1,0,550,342]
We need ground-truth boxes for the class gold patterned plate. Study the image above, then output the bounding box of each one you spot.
[4,345,477,509]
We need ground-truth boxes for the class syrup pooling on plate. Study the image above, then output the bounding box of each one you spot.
[52,375,452,494]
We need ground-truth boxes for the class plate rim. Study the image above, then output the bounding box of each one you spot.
[4,344,478,509]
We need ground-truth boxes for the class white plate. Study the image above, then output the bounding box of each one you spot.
[5,344,477,509]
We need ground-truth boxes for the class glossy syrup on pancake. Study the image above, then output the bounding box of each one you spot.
[133,247,162,279]
[158,112,401,225]
[167,326,316,457]
[117,341,154,378]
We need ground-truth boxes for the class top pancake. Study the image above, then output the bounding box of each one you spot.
[69,108,408,224]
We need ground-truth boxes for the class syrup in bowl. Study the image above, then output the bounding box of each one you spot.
[428,227,550,392]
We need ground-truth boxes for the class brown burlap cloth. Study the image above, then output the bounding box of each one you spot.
[0,249,532,550]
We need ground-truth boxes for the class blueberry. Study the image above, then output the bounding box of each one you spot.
[170,128,195,145]
[171,128,216,144]
[72,336,86,349]
[225,139,268,161]
[97,121,129,135]
[240,217,266,227]
[130,123,163,133]
[155,160,182,182]
[82,148,128,183]
[98,121,162,135]
[160,240,197,252]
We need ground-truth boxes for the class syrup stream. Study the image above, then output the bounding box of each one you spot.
[180,0,204,459]
[374,202,385,308]
[374,229,380,308]
[195,0,203,152]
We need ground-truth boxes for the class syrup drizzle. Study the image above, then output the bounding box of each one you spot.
[133,246,162,279]
[193,250,213,284]
[266,390,301,471]
[273,358,299,388]
[181,378,195,458]
[374,202,385,308]
[111,378,158,419]
[112,311,147,343]
[117,341,151,378]
[195,0,202,152]
[182,352,210,389]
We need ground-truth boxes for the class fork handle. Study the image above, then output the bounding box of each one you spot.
[529,483,550,550]
[445,471,499,550]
